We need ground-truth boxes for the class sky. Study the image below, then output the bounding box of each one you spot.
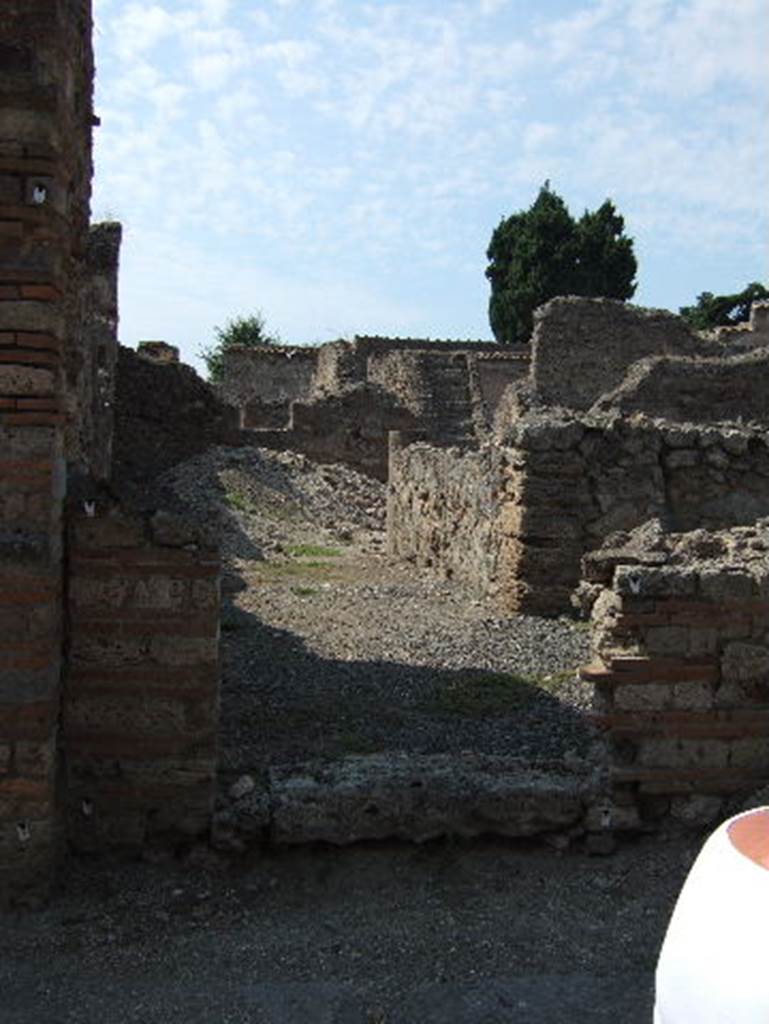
[91,0,769,373]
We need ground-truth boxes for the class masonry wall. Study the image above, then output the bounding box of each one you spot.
[593,347,769,425]
[112,345,241,498]
[64,509,220,851]
[387,433,515,597]
[389,416,769,616]
[530,297,717,412]
[580,529,769,826]
[0,0,94,906]
[221,345,317,427]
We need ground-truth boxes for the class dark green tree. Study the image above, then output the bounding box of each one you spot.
[679,282,769,330]
[199,311,280,383]
[485,182,637,344]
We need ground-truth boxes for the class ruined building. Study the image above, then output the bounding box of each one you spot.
[1,0,767,908]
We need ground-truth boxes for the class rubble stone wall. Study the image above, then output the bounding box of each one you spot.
[389,416,769,616]
[221,345,317,425]
[387,433,515,597]
[580,526,769,826]
[64,509,220,852]
[530,298,717,412]
[113,345,241,495]
[592,348,769,425]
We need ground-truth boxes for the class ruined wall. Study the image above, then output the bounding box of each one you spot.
[474,353,529,425]
[253,385,422,481]
[389,415,769,616]
[112,345,241,499]
[387,434,514,597]
[64,509,220,851]
[704,300,769,352]
[593,348,769,425]
[221,344,317,427]
[530,298,716,412]
[0,0,94,906]
[580,524,769,826]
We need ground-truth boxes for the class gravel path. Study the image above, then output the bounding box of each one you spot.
[161,447,597,779]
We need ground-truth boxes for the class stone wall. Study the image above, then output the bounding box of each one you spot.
[593,347,769,425]
[227,336,529,477]
[704,300,769,351]
[254,385,422,481]
[64,508,220,852]
[0,0,95,906]
[387,433,514,595]
[221,344,317,427]
[112,345,241,498]
[530,298,716,412]
[580,524,769,827]
[389,414,769,616]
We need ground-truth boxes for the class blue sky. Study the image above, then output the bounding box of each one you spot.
[92,0,769,372]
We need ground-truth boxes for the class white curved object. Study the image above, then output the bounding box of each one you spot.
[654,807,769,1023]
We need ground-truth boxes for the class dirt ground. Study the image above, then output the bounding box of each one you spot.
[0,832,702,1024]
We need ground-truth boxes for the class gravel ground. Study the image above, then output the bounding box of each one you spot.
[160,446,597,778]
[0,833,702,1023]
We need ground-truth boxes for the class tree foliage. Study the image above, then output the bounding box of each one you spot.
[199,312,280,383]
[485,182,637,344]
[678,282,769,331]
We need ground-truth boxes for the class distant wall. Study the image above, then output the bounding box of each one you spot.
[593,348,769,425]
[221,345,317,422]
[252,385,421,481]
[113,345,241,495]
[530,298,716,412]
[704,300,769,352]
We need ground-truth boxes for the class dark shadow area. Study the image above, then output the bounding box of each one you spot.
[217,590,598,778]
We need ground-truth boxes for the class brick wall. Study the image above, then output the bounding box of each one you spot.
[579,526,769,826]
[64,509,220,851]
[0,0,94,906]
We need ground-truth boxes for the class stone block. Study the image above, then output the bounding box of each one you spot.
[0,300,64,336]
[63,695,189,736]
[150,636,219,666]
[671,680,714,711]
[688,627,719,657]
[638,737,729,769]
[669,794,724,827]
[729,737,769,770]
[270,753,590,844]
[0,364,54,395]
[70,514,143,549]
[643,625,689,657]
[721,642,769,688]
[700,570,756,602]
[614,683,673,710]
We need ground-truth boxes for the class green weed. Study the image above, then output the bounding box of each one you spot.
[287,544,343,558]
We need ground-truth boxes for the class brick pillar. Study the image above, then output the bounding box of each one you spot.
[0,0,94,906]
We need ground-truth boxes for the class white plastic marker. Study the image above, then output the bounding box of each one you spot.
[654,807,769,1023]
